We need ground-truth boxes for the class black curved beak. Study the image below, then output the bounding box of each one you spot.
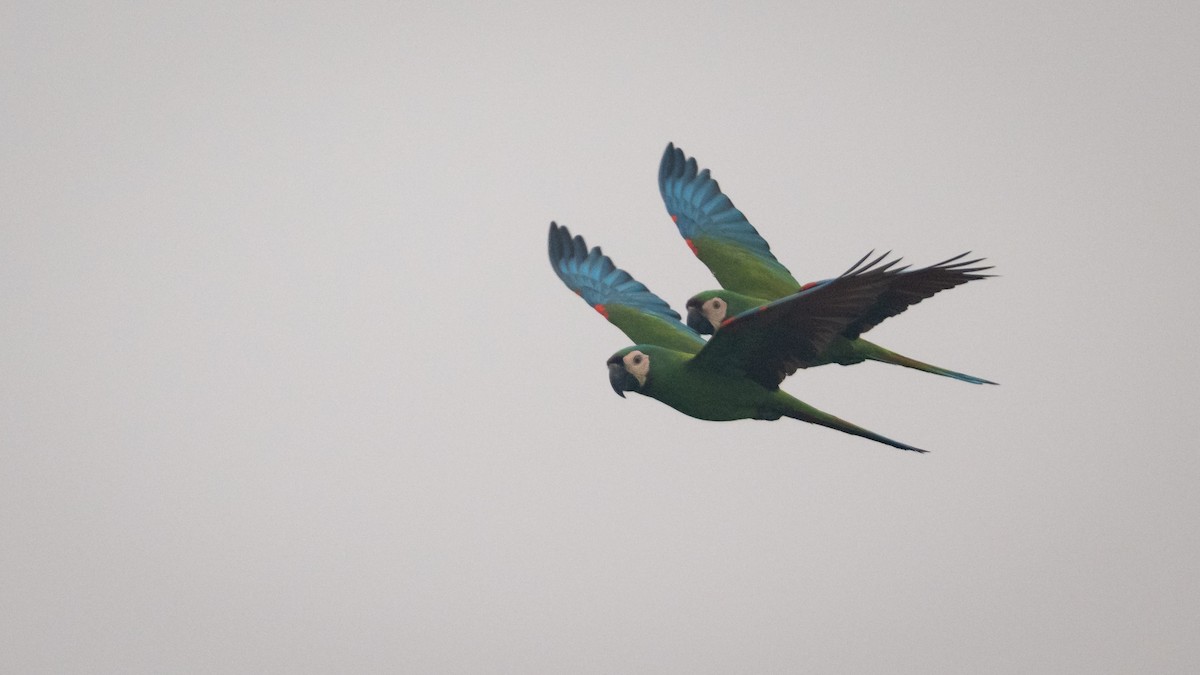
[607,358,635,398]
[686,307,714,335]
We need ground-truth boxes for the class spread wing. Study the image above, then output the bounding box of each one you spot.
[658,143,802,298]
[687,252,907,389]
[548,222,706,354]
[844,252,994,339]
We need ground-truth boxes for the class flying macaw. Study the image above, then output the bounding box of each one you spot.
[659,143,997,385]
[549,221,928,452]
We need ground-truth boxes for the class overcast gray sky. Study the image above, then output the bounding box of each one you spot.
[3,2,1198,672]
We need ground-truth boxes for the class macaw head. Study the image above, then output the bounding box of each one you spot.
[684,290,765,334]
[606,346,652,398]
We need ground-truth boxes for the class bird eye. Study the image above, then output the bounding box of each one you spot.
[713,300,722,308]
[633,355,643,365]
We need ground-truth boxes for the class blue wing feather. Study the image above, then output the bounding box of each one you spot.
[658,143,785,267]
[548,222,684,324]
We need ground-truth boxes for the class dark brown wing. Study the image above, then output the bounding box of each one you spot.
[688,252,907,390]
[844,252,994,339]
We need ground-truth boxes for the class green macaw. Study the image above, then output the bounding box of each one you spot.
[659,143,997,385]
[549,222,929,452]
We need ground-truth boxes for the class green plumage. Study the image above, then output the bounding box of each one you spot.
[690,236,801,299]
[605,304,704,355]
[609,345,925,453]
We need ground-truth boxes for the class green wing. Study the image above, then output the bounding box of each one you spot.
[658,143,802,298]
[548,222,706,354]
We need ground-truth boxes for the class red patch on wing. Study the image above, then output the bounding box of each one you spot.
[671,214,679,223]
[593,304,609,319]
[685,239,699,256]
[721,318,735,327]
[800,281,819,291]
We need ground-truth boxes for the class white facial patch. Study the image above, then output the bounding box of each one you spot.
[623,350,650,386]
[703,298,728,330]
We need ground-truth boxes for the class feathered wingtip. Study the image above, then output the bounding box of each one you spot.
[658,142,699,194]
[839,250,909,277]
[548,221,591,274]
[546,221,684,323]
[921,251,996,280]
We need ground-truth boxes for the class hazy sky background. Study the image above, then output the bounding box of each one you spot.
[3,2,1198,672]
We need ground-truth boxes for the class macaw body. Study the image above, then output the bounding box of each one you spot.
[660,143,996,385]
[608,344,924,453]
[550,222,929,453]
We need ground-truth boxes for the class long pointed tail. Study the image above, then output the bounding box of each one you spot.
[780,394,928,453]
[858,339,997,385]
